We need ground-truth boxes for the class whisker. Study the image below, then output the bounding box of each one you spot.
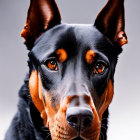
[101,125,107,131]
[100,131,104,140]
[45,133,51,140]
[101,118,108,121]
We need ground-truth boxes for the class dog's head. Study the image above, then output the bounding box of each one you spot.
[21,0,127,139]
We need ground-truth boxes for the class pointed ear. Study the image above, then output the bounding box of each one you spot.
[21,0,61,50]
[94,0,127,46]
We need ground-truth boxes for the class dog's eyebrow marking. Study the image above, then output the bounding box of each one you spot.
[56,49,68,63]
[85,50,96,64]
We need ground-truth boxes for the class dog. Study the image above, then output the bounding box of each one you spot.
[4,0,128,140]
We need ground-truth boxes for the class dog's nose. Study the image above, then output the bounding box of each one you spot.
[66,107,93,130]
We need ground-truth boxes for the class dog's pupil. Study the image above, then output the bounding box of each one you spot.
[95,63,105,74]
[97,63,104,70]
[50,60,56,65]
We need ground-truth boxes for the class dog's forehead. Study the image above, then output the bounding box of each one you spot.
[30,24,113,63]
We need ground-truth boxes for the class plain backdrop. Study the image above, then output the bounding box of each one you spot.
[0,0,140,139]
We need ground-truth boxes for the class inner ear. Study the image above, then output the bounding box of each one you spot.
[21,0,61,50]
[94,0,127,46]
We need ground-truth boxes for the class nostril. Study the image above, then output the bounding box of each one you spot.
[66,107,93,130]
[67,116,79,127]
[69,116,78,124]
[83,116,93,128]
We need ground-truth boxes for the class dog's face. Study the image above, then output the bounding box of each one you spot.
[29,24,114,139]
[21,0,127,139]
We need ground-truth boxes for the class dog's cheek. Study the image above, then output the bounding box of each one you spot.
[43,93,60,127]
[97,80,114,119]
[29,70,47,125]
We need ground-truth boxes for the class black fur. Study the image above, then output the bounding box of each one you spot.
[5,24,122,140]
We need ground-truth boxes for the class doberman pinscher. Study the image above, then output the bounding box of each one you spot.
[5,0,128,140]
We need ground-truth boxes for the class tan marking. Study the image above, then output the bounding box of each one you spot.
[21,24,32,42]
[115,31,128,46]
[45,96,77,139]
[56,49,68,63]
[85,50,96,64]
[99,80,114,119]
[29,71,75,139]
[81,95,100,140]
[61,95,100,140]
[29,70,47,124]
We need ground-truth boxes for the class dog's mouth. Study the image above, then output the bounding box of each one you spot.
[72,136,84,140]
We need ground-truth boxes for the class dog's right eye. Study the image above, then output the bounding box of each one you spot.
[46,59,58,71]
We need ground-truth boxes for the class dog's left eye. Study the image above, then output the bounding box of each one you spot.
[94,62,106,75]
[46,59,58,71]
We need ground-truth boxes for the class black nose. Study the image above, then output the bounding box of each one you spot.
[66,107,93,130]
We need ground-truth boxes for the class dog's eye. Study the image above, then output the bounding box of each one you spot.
[94,62,106,74]
[46,60,58,71]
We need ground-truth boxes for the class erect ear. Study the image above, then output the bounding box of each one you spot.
[94,0,127,46]
[21,0,61,50]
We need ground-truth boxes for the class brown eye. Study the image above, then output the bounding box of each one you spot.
[46,60,58,71]
[94,62,106,74]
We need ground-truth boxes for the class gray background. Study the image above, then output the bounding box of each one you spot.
[0,0,140,139]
